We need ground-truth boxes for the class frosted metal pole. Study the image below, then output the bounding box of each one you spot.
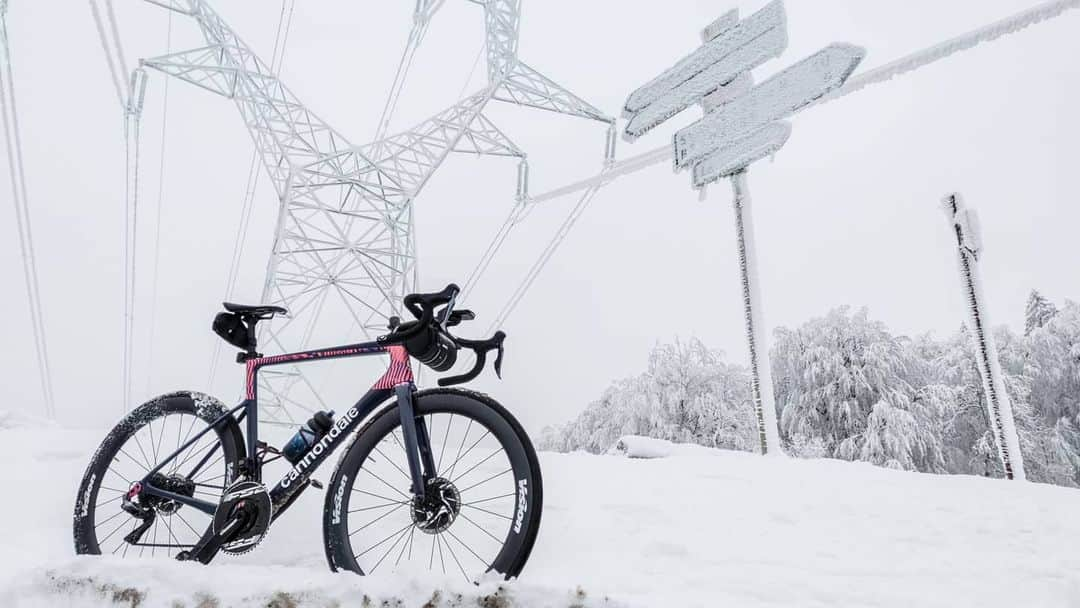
[942,193,1025,480]
[731,170,783,456]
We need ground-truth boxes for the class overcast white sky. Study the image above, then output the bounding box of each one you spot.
[1,0,1077,433]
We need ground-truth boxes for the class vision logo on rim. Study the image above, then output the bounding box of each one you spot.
[513,478,528,534]
[331,475,348,525]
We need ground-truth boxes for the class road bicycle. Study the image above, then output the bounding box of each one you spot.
[73,284,543,581]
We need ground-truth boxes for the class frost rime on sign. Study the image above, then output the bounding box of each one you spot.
[621,0,865,188]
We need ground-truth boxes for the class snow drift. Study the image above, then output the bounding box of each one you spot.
[2,420,1079,607]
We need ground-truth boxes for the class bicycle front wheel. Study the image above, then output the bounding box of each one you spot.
[323,388,543,581]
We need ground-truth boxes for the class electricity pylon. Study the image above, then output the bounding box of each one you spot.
[140,0,611,422]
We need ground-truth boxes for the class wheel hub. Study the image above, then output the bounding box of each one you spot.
[411,477,461,534]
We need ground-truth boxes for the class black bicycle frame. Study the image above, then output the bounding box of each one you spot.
[137,339,433,520]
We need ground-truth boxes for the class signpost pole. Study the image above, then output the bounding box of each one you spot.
[942,194,1025,480]
[730,170,783,455]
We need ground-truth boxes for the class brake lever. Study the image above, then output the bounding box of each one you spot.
[444,309,475,327]
[493,337,505,379]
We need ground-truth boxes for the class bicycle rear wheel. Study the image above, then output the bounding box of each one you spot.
[323,388,543,581]
[73,392,244,558]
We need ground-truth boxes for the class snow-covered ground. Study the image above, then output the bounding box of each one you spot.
[3,418,1080,607]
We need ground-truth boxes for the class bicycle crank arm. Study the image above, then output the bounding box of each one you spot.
[176,512,247,564]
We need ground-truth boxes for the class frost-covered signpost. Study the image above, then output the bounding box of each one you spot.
[941,194,1026,480]
[622,1,863,456]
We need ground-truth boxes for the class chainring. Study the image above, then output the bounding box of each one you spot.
[213,480,272,555]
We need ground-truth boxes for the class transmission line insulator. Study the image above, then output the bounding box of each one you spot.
[516,158,529,203]
[604,123,617,166]
[127,68,148,116]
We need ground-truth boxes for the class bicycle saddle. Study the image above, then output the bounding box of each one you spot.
[222,302,288,317]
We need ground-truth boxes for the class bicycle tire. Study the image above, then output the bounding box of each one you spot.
[322,388,543,580]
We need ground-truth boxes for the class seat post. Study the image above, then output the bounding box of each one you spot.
[236,315,263,363]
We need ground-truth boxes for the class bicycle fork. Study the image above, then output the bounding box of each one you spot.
[396,384,438,499]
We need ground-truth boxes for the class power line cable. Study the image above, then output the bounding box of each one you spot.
[88,0,125,109]
[144,7,173,395]
[0,6,56,417]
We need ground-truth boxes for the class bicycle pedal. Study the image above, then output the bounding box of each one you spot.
[309,479,324,490]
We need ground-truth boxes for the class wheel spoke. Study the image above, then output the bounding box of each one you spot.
[461,492,514,506]
[97,515,132,545]
[443,431,490,480]
[446,527,490,569]
[355,522,414,559]
[174,434,217,472]
[441,529,472,582]
[130,432,154,473]
[146,419,158,466]
[458,512,504,545]
[372,446,411,482]
[458,468,512,495]
[436,414,453,472]
[349,503,408,536]
[462,503,512,521]
[349,500,405,514]
[187,442,223,480]
[435,532,447,574]
[116,447,150,474]
[174,512,203,538]
[93,509,127,530]
[93,494,123,510]
[443,420,473,479]
[351,488,407,504]
[359,467,411,500]
[170,415,200,475]
[395,526,416,567]
[451,448,503,485]
[369,524,414,573]
[106,466,133,485]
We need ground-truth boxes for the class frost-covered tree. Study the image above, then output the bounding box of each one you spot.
[772,307,931,468]
[538,339,756,454]
[1025,290,1058,336]
[544,298,1080,488]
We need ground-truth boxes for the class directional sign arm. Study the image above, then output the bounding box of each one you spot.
[673,43,864,169]
[622,0,786,117]
[623,25,787,141]
[691,121,791,188]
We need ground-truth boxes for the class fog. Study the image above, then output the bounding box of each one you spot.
[1,0,1076,434]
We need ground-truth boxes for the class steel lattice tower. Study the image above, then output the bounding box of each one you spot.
[140,0,610,422]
